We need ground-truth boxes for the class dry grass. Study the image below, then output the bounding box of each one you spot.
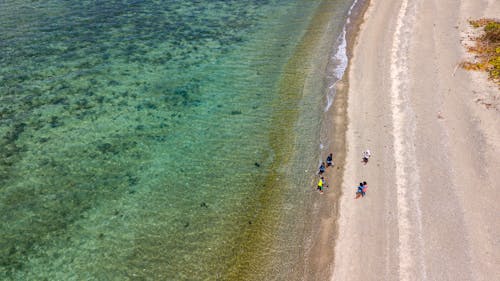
[461,18,500,86]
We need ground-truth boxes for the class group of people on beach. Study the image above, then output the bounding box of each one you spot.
[315,149,371,199]
[355,181,368,199]
[356,149,371,199]
[354,149,372,199]
[316,153,333,194]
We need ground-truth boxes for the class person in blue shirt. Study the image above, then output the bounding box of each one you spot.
[326,153,334,167]
[318,162,326,175]
[355,182,366,199]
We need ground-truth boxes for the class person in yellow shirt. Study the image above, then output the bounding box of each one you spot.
[317,177,325,194]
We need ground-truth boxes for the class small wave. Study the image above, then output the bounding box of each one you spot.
[324,0,360,112]
[333,28,348,80]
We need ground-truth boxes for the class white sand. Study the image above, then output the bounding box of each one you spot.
[331,0,500,280]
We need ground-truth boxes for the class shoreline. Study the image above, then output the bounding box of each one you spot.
[332,0,500,280]
[303,0,371,280]
[223,0,365,279]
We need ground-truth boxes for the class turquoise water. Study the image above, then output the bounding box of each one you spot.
[0,0,356,279]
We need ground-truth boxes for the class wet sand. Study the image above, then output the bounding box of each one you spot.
[301,1,369,280]
[331,0,500,280]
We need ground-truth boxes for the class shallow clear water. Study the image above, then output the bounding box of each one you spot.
[0,0,355,279]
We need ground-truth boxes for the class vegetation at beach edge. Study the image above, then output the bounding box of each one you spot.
[461,18,500,86]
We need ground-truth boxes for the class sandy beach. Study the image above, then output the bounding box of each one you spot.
[330,0,500,280]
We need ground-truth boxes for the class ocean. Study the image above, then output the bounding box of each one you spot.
[0,0,357,279]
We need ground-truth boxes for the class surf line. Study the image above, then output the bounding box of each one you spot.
[324,0,361,112]
[389,0,427,280]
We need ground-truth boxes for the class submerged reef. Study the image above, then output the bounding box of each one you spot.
[0,0,281,278]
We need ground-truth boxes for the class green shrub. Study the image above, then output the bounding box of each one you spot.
[463,18,500,86]
[484,22,500,42]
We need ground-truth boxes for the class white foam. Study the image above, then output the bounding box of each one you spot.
[333,28,348,80]
[324,0,359,112]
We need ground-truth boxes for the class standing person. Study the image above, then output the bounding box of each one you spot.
[362,149,371,164]
[326,153,334,167]
[317,177,325,194]
[318,162,326,175]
